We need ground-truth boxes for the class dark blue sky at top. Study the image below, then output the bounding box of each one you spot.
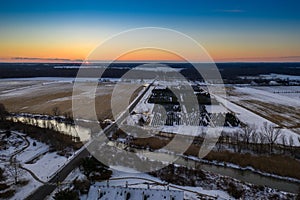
[1,0,299,37]
[1,0,300,22]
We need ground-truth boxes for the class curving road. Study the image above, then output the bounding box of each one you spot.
[9,132,47,184]
[9,131,30,163]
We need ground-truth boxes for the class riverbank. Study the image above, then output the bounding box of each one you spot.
[202,150,300,181]
[127,131,300,182]
[0,119,82,155]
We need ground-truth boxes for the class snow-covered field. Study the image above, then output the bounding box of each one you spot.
[260,73,300,81]
[252,86,300,100]
[0,78,144,121]
[229,86,300,108]
[216,94,300,146]
[224,85,300,144]
[239,73,300,81]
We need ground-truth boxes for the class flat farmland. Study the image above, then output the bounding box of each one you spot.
[227,86,300,134]
[0,79,143,121]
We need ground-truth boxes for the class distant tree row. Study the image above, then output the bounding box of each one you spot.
[217,122,300,156]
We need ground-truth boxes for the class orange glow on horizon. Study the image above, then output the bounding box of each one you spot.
[1,42,300,63]
[115,49,186,62]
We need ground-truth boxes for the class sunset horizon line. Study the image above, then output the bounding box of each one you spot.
[1,56,300,64]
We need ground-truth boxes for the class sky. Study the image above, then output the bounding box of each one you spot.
[0,0,300,62]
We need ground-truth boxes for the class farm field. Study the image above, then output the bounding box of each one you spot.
[226,86,300,135]
[0,78,142,121]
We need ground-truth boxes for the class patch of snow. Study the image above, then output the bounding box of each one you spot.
[86,168,232,200]
[16,138,49,163]
[233,86,300,107]
[24,152,68,182]
[261,73,300,81]
[11,170,43,200]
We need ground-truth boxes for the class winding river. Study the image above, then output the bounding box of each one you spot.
[9,115,300,193]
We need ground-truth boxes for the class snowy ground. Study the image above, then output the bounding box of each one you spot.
[23,152,68,182]
[161,126,239,137]
[1,79,300,199]
[252,86,300,100]
[126,84,238,138]
[46,166,233,200]
[239,73,300,81]
[15,137,49,164]
[216,94,300,146]
[223,85,300,144]
[0,130,73,200]
[0,79,132,120]
[101,166,232,200]
[229,86,300,108]
[0,131,43,200]
[0,132,25,161]
[260,73,300,81]
[11,135,71,182]
[46,164,297,200]
[10,172,42,200]
[126,86,155,126]
[125,82,300,146]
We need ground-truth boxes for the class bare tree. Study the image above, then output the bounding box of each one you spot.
[232,131,242,153]
[296,187,300,200]
[216,133,223,152]
[251,132,259,152]
[7,158,23,184]
[52,107,61,116]
[281,135,286,145]
[261,122,281,154]
[42,119,47,128]
[281,135,287,154]
[63,112,74,124]
[241,124,256,150]
[258,131,266,153]
[289,135,294,147]
[0,103,8,121]
[289,135,296,157]
[0,168,5,182]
